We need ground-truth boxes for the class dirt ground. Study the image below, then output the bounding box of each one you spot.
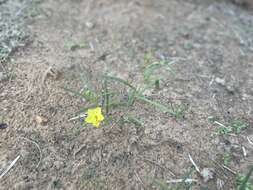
[0,0,253,189]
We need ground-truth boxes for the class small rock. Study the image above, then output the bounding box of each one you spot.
[35,115,48,126]
[85,21,94,29]
[0,123,8,129]
[0,72,8,82]
[215,77,225,86]
[225,84,235,93]
[142,89,153,96]
[54,161,63,170]
[200,168,215,183]
[183,41,193,50]
[242,93,250,101]
[217,178,225,189]
[46,67,60,80]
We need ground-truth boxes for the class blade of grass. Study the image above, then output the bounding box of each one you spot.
[104,75,136,91]
[127,89,137,106]
[102,79,109,115]
[107,102,128,109]
[124,114,143,127]
[176,166,195,190]
[239,166,253,190]
[137,95,175,116]
[63,87,86,98]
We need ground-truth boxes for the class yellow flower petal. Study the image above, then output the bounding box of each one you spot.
[85,107,104,127]
[85,115,94,123]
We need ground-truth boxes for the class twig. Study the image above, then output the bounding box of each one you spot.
[166,178,198,184]
[0,155,20,179]
[247,136,253,146]
[209,76,215,86]
[214,121,229,129]
[18,137,42,169]
[134,171,145,188]
[137,156,176,177]
[68,113,87,121]
[242,146,247,157]
[188,154,200,173]
[89,42,94,52]
[222,165,236,175]
[42,66,52,84]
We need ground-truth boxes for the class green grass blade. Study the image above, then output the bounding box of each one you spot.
[124,114,143,127]
[102,79,109,115]
[239,166,253,190]
[104,75,136,91]
[143,61,162,81]
[176,166,195,190]
[63,87,86,98]
[127,89,137,106]
[137,95,175,116]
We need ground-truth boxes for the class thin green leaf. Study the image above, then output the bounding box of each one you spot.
[123,114,143,127]
[104,75,136,91]
[239,166,253,190]
[137,95,175,116]
[63,87,86,98]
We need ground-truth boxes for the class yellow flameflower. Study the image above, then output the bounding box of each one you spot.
[85,107,104,127]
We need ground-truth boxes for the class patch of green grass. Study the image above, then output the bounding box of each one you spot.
[209,117,248,136]
[105,75,185,119]
[145,166,196,190]
[216,125,232,135]
[64,40,87,51]
[121,114,143,127]
[230,120,248,134]
[236,166,253,190]
[223,152,232,166]
[52,179,62,189]
[81,167,106,190]
[66,53,185,128]
[143,59,176,90]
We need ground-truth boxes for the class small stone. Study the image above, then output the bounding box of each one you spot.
[242,93,250,100]
[0,72,8,82]
[217,178,225,189]
[0,123,8,129]
[200,168,215,183]
[183,41,193,50]
[54,161,63,170]
[85,21,94,29]
[35,115,48,126]
[171,50,177,56]
[225,84,235,93]
[215,77,225,86]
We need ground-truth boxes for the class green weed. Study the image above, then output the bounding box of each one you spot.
[66,53,185,128]
[236,166,253,190]
[209,117,248,136]
[52,179,62,189]
[230,120,248,134]
[143,59,175,90]
[145,166,196,190]
[81,167,106,190]
[223,152,232,166]
[64,40,87,51]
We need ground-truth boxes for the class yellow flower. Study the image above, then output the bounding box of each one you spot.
[85,107,104,127]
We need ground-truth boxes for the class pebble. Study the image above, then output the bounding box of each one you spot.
[35,115,48,126]
[0,123,8,129]
[215,77,225,86]
[200,167,216,183]
[0,72,8,82]
[54,161,64,170]
[85,21,94,29]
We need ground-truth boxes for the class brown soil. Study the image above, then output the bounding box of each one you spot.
[1,0,253,189]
